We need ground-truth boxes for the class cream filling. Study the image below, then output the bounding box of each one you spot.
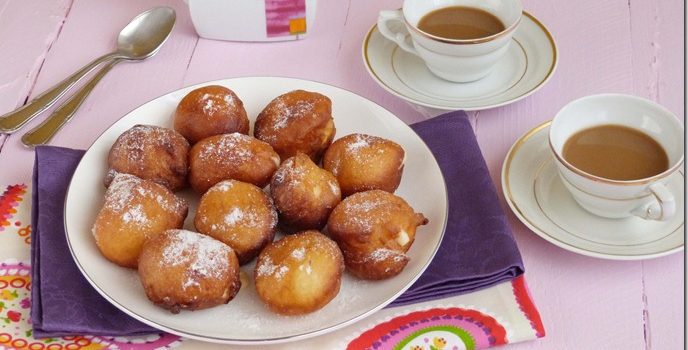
[271,155,281,168]
[396,229,410,247]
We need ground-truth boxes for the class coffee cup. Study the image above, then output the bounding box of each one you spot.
[549,94,684,221]
[377,0,522,83]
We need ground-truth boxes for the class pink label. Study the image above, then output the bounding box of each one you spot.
[265,0,307,37]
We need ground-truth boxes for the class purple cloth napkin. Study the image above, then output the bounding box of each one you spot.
[31,146,158,338]
[30,111,523,336]
[389,111,524,306]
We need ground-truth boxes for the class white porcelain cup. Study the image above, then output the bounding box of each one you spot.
[549,94,684,221]
[377,0,522,83]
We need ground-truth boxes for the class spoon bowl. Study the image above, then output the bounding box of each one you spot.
[117,6,176,59]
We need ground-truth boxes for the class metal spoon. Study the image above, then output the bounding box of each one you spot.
[0,6,176,133]
[20,7,176,146]
[21,61,118,147]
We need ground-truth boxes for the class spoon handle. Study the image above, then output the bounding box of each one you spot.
[21,60,119,148]
[0,52,118,133]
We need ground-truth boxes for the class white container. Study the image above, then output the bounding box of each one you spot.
[187,0,317,42]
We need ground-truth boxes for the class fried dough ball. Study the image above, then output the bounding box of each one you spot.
[106,124,190,191]
[323,134,405,197]
[326,190,428,280]
[254,230,344,315]
[138,229,241,313]
[174,85,249,144]
[92,173,188,268]
[254,90,335,162]
[270,153,341,233]
[194,180,278,265]
[189,133,280,193]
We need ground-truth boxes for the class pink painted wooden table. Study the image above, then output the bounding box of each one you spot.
[0,0,683,348]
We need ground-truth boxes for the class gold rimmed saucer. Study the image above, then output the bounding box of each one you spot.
[362,12,557,111]
[501,121,684,260]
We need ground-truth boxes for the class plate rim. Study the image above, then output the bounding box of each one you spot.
[63,76,449,344]
[500,120,684,261]
[361,11,559,111]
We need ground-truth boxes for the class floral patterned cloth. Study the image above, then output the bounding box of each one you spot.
[0,182,544,349]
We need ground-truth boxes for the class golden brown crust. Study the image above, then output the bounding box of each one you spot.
[194,180,278,265]
[254,90,335,162]
[323,134,404,197]
[174,85,249,144]
[106,125,190,192]
[270,153,341,233]
[188,133,280,193]
[138,229,241,314]
[326,190,428,280]
[93,174,188,268]
[254,230,344,315]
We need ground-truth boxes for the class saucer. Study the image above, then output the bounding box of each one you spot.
[362,12,557,111]
[501,121,684,260]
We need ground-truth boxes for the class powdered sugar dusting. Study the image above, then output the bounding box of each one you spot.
[223,93,235,106]
[224,207,245,226]
[121,204,148,225]
[214,180,234,192]
[111,125,183,166]
[272,98,315,130]
[366,248,405,263]
[299,264,313,274]
[203,98,215,114]
[256,256,289,280]
[333,134,402,173]
[199,90,237,116]
[258,96,317,143]
[338,192,390,231]
[291,247,305,260]
[272,156,340,202]
[347,198,382,213]
[104,173,186,216]
[204,180,276,234]
[271,157,306,187]
[345,134,380,166]
[182,278,200,289]
[161,230,231,286]
[198,133,253,163]
[213,207,260,236]
[346,134,371,152]
[104,173,140,212]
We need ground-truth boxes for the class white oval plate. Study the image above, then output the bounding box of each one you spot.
[64,77,448,344]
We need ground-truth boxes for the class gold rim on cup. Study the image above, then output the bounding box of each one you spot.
[547,95,685,187]
[403,9,523,45]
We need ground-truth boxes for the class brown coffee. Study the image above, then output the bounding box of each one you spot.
[562,125,669,181]
[417,6,505,40]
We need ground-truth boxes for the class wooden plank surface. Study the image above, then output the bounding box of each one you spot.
[628,2,685,349]
[0,0,683,348]
[0,0,198,184]
[0,0,73,159]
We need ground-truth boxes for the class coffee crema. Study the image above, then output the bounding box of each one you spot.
[562,124,669,181]
[417,6,505,40]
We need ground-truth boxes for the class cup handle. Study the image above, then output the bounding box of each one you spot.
[631,183,676,221]
[377,10,418,56]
